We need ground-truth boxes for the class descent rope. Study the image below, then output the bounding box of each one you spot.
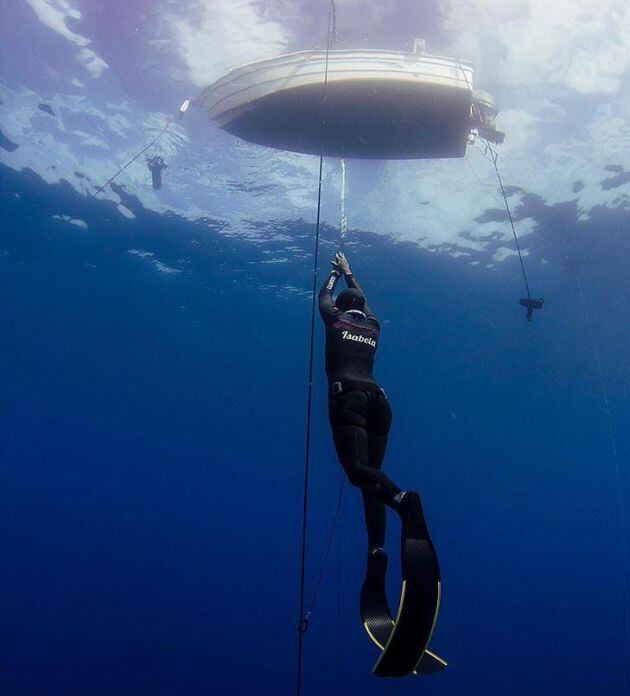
[295,4,335,694]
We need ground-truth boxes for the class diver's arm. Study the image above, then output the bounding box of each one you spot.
[318,268,341,320]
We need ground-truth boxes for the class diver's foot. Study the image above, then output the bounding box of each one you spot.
[362,548,389,603]
[393,491,407,505]
[363,547,388,598]
[360,547,392,648]
[396,492,429,577]
[368,546,387,564]
[396,491,431,539]
[392,490,411,517]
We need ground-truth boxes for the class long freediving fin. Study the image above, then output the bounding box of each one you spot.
[359,493,444,678]
[373,492,442,677]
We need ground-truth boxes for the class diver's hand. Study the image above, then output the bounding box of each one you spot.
[334,252,351,275]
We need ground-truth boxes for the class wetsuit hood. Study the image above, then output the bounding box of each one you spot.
[336,288,365,312]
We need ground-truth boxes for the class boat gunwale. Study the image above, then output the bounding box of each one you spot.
[204,68,473,118]
[200,48,474,101]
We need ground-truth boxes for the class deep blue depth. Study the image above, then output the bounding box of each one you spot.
[1,164,629,695]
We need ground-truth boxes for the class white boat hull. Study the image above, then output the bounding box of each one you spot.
[200,49,478,159]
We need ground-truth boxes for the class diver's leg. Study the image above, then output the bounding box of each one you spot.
[360,389,394,550]
[329,390,402,506]
[361,489,386,551]
[365,388,414,519]
[367,389,392,470]
[329,391,386,549]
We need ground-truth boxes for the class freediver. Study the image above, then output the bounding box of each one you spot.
[318,252,414,558]
[147,156,167,190]
[519,297,544,321]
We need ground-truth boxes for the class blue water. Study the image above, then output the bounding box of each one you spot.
[1,163,629,694]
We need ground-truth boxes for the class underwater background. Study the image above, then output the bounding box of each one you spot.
[2,1,630,694]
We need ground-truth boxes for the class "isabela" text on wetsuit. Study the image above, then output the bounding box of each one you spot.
[341,330,376,347]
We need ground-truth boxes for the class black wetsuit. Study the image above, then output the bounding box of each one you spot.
[319,269,402,550]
